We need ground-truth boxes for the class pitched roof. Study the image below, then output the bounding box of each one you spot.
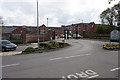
[2,26,21,33]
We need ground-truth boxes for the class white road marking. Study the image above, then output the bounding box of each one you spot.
[67,74,78,79]
[110,67,120,71]
[61,70,99,79]
[50,54,91,60]
[88,74,99,78]
[1,63,20,68]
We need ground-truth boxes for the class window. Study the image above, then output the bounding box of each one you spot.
[12,34,21,39]
[40,30,46,34]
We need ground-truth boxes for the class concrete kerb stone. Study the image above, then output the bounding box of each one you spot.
[0,51,22,56]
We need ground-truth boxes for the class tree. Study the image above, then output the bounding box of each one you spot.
[108,0,115,4]
[112,2,120,27]
[100,2,120,27]
[100,8,116,26]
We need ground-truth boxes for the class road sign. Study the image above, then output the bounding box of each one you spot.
[110,30,120,41]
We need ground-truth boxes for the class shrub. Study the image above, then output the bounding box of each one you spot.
[58,42,64,48]
[63,42,70,46]
[48,41,59,49]
[10,40,23,44]
[39,41,70,50]
[58,42,70,47]
[23,47,35,52]
[39,43,51,49]
[39,46,45,50]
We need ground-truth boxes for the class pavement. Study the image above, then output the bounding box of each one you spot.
[0,43,37,56]
[2,39,119,79]
[0,38,64,56]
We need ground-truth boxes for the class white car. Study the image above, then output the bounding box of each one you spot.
[68,35,72,38]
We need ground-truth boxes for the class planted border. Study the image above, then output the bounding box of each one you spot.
[21,41,70,55]
[103,43,120,50]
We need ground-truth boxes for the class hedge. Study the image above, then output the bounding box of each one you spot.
[10,40,23,44]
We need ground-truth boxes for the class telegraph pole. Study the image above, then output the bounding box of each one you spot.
[37,0,39,48]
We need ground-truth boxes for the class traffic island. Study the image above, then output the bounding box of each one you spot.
[102,30,120,50]
[20,41,70,55]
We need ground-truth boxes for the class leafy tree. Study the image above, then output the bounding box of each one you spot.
[112,2,120,27]
[100,2,120,27]
[100,8,115,26]
[108,0,115,4]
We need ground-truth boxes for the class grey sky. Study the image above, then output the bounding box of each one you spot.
[0,0,119,27]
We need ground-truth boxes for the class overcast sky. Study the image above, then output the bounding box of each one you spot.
[0,0,119,27]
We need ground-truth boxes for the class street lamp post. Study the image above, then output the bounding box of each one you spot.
[76,25,78,39]
[37,0,39,48]
[21,31,23,44]
[47,18,48,27]
[47,18,49,40]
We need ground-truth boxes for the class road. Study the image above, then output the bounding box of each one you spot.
[2,39,119,79]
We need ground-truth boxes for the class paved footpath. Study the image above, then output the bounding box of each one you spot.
[0,43,38,56]
[0,39,64,56]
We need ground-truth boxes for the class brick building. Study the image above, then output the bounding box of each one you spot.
[2,22,98,42]
[9,24,62,42]
[62,22,96,37]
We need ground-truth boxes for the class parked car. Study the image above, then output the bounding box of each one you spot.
[68,35,72,38]
[0,40,17,52]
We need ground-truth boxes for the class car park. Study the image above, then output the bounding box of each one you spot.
[0,40,17,52]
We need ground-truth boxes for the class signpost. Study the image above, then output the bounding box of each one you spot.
[110,30,120,42]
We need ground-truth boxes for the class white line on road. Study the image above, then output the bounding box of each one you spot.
[110,67,120,72]
[88,75,99,78]
[1,63,20,68]
[50,54,91,61]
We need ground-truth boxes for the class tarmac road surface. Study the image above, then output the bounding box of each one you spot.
[2,39,119,79]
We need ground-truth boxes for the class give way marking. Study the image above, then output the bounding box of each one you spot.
[50,54,91,61]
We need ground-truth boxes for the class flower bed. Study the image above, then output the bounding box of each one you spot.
[103,43,120,50]
[21,41,70,55]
